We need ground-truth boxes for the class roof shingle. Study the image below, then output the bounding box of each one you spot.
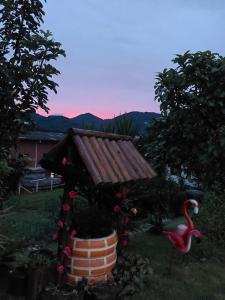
[70,128,156,185]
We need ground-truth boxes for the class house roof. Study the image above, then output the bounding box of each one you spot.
[19,131,65,142]
[41,128,157,185]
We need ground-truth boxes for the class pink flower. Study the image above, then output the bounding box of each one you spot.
[123,216,129,224]
[63,203,70,212]
[57,265,64,273]
[122,240,128,247]
[68,191,78,199]
[63,247,72,256]
[123,187,129,193]
[57,220,64,228]
[62,157,67,166]
[115,192,123,199]
[70,229,77,238]
[113,205,122,213]
[124,198,129,203]
[52,233,58,240]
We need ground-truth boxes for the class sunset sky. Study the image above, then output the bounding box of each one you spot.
[39,0,225,119]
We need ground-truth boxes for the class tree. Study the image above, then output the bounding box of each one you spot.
[103,114,140,137]
[0,0,65,198]
[146,51,225,187]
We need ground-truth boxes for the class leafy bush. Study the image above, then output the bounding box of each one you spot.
[132,177,186,219]
[0,160,13,203]
[28,248,55,268]
[84,254,153,299]
[113,254,153,298]
[196,189,225,247]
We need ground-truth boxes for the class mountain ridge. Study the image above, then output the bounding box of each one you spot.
[31,111,160,134]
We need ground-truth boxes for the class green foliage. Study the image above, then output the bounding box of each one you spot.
[146,51,225,186]
[28,249,55,268]
[0,0,65,197]
[5,155,30,197]
[196,188,225,247]
[82,123,98,131]
[103,114,140,137]
[132,177,186,219]
[0,234,10,253]
[0,160,16,208]
[112,254,153,298]
[0,161,13,176]
[0,161,13,204]
[70,114,141,136]
[146,213,165,233]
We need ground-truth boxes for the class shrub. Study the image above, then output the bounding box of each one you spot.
[113,254,153,298]
[196,189,225,247]
[131,177,186,219]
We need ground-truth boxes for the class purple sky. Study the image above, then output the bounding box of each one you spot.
[38,0,225,118]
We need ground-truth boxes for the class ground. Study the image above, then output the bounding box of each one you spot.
[128,233,225,300]
[1,190,225,300]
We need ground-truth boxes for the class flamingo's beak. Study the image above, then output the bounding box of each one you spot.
[194,206,199,214]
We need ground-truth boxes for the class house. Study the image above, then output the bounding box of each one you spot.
[17,131,65,168]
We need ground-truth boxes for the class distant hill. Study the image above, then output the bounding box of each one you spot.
[31,111,160,134]
[71,113,103,126]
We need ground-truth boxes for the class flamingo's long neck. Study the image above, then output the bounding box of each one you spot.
[183,201,194,230]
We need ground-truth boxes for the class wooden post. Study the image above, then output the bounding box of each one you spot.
[35,180,39,193]
[18,183,21,195]
[35,143,38,168]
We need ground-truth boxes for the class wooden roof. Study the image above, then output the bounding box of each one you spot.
[68,128,156,185]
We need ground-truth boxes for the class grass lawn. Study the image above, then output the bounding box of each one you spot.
[128,233,225,300]
[1,190,225,299]
[0,189,62,241]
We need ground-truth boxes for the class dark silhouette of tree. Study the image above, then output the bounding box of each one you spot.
[146,51,225,187]
[0,0,65,198]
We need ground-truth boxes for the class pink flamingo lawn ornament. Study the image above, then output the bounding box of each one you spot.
[163,199,202,255]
